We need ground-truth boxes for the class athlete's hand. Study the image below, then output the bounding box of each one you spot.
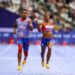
[28,19,33,31]
[28,20,32,26]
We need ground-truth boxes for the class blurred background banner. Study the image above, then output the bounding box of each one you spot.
[0,0,75,45]
[0,30,75,45]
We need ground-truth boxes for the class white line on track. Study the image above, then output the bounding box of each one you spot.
[0,57,17,60]
[0,56,40,60]
[0,45,12,56]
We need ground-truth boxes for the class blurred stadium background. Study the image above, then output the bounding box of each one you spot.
[0,0,75,45]
[0,0,75,75]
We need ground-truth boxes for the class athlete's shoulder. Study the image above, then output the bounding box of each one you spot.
[16,17,20,22]
[26,17,32,24]
[27,17,31,21]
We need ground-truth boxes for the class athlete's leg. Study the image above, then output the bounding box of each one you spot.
[17,38,23,71]
[46,42,53,69]
[22,38,29,66]
[18,44,22,66]
[22,49,29,66]
[41,46,46,67]
[17,44,22,71]
[41,46,46,63]
[41,38,46,67]
[24,50,28,60]
[22,50,28,65]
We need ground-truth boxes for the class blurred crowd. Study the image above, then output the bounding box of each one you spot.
[0,0,75,32]
[0,0,20,12]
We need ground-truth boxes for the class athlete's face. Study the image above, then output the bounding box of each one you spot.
[45,13,50,21]
[21,10,28,18]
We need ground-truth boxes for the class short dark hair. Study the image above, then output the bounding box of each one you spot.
[20,8,28,13]
[22,8,28,11]
[44,12,49,17]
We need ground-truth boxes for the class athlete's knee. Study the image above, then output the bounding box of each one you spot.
[24,51,28,57]
[48,46,51,54]
[18,44,22,53]
[18,44,22,49]
[48,42,53,49]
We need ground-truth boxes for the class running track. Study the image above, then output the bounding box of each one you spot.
[0,44,75,75]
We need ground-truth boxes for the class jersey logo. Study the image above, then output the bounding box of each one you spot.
[19,26,26,30]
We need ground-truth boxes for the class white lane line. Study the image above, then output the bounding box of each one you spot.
[0,56,40,59]
[0,45,12,55]
[0,57,17,60]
